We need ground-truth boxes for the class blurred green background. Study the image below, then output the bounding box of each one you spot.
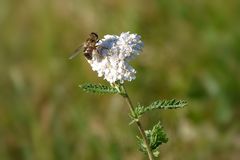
[0,0,239,159]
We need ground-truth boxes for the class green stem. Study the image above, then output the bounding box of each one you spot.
[119,84,155,160]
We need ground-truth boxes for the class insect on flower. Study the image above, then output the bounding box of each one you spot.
[69,32,105,60]
[86,32,144,84]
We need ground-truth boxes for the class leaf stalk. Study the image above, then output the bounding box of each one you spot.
[119,84,155,160]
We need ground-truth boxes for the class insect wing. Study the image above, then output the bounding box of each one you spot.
[69,45,83,60]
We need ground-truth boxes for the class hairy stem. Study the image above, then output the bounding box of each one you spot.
[120,84,154,160]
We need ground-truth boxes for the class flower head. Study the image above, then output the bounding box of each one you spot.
[87,32,144,84]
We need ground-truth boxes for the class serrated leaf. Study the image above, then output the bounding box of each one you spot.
[148,99,187,110]
[137,122,168,157]
[147,122,168,150]
[132,99,187,119]
[79,83,119,94]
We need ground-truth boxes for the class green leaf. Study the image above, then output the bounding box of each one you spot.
[79,83,119,94]
[132,99,187,119]
[137,122,168,157]
[148,99,187,110]
[147,122,168,150]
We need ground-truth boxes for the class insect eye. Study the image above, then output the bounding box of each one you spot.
[91,32,98,39]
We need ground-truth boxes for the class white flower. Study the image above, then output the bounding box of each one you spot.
[87,32,143,84]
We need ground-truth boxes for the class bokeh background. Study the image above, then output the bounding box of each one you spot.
[0,0,239,159]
